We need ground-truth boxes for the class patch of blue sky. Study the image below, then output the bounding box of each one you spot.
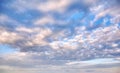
[82,20,89,28]
[83,13,95,27]
[67,11,85,22]
[51,25,68,32]
[72,11,85,20]
[66,58,120,66]
[86,13,95,21]
[50,12,66,20]
[1,9,42,26]
[67,1,88,12]
[86,17,103,30]
[103,15,112,27]
[117,23,120,29]
[105,19,111,26]
[84,14,112,31]
[83,58,120,65]
[93,15,112,28]
[0,0,13,10]
[87,14,95,21]
[61,11,86,34]
[94,17,104,27]
[0,44,17,54]
[0,1,43,27]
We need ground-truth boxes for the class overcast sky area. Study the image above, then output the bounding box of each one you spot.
[0,0,120,73]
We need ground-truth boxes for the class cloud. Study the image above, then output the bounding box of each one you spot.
[13,27,53,52]
[0,31,21,43]
[0,0,120,71]
[34,15,67,26]
[89,0,120,27]
[34,15,55,25]
[50,24,120,50]
[0,11,120,61]
[36,0,71,13]
[0,29,22,44]
[49,40,78,50]
[0,54,120,73]
[0,14,19,29]
[7,0,72,13]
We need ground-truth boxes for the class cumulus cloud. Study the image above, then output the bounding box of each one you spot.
[0,29,22,44]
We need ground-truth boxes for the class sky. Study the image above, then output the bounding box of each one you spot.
[0,0,120,73]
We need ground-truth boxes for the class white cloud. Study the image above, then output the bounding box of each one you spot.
[48,24,120,51]
[34,15,55,25]
[13,26,52,47]
[0,29,22,44]
[16,27,34,33]
[31,28,52,46]
[49,40,78,50]
[34,15,67,26]
[36,0,71,13]
[89,1,120,25]
[8,0,72,13]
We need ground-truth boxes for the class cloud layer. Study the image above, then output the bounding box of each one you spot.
[0,0,120,72]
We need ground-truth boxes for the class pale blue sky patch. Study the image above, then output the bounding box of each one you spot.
[0,44,17,54]
[67,11,85,22]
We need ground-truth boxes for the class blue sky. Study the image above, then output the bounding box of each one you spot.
[0,0,120,73]
[0,44,16,54]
